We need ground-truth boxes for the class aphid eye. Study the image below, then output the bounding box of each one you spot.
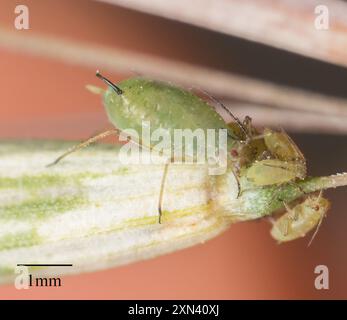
[230,149,239,157]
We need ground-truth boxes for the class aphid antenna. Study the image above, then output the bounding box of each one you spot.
[96,70,123,95]
[199,89,249,139]
[307,192,326,247]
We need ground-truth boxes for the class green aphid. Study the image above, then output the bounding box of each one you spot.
[48,72,245,224]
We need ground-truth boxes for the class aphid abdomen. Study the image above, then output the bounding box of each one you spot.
[103,77,238,153]
[264,128,306,178]
[245,159,304,186]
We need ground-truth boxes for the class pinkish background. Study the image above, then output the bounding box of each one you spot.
[0,0,346,299]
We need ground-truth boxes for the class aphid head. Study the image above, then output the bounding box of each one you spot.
[96,71,123,95]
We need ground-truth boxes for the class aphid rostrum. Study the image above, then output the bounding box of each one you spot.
[48,72,337,243]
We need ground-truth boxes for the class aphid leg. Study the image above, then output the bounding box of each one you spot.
[242,116,253,137]
[317,189,323,201]
[247,132,268,141]
[283,202,299,220]
[158,154,195,224]
[266,216,276,225]
[282,202,298,236]
[158,160,171,224]
[270,201,298,241]
[307,190,325,247]
[46,129,121,167]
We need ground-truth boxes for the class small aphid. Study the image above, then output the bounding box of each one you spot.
[270,193,330,244]
[245,128,306,186]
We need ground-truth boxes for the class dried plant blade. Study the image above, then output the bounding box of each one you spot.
[0,140,231,284]
[1,28,347,123]
[220,102,347,134]
[0,140,346,284]
[100,0,347,68]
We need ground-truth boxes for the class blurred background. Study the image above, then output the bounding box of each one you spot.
[0,0,347,299]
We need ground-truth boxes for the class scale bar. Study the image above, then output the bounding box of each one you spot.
[17,264,73,267]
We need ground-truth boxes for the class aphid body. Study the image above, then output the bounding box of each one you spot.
[245,128,306,186]
[270,194,330,243]
[103,77,239,157]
